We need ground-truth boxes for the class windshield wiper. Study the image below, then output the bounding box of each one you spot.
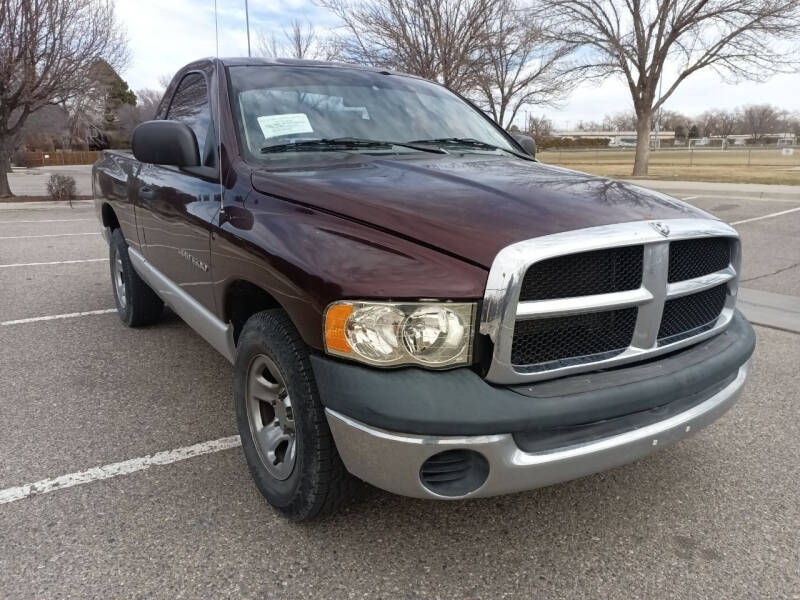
[408,137,533,160]
[260,137,446,154]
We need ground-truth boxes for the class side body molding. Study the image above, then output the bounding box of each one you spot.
[128,247,236,363]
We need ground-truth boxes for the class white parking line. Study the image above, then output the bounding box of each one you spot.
[0,258,107,269]
[682,196,699,200]
[0,232,100,240]
[731,206,800,225]
[0,219,93,224]
[1,309,116,326]
[0,436,242,505]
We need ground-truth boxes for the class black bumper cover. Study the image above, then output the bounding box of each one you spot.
[311,311,755,436]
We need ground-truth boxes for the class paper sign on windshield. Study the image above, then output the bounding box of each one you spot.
[257,113,313,139]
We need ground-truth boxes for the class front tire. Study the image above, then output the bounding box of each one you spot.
[109,228,163,327]
[235,309,358,520]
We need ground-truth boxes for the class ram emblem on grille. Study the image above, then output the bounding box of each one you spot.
[649,221,670,237]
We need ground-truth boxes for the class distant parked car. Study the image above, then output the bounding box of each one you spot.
[608,136,638,148]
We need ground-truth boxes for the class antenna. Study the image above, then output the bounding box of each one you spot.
[214,0,224,209]
[214,0,219,58]
[245,0,251,57]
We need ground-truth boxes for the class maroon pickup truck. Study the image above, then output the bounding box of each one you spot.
[93,58,754,520]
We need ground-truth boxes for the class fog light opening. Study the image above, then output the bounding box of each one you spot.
[419,449,489,497]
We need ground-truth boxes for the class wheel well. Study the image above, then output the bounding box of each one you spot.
[226,280,281,344]
[101,203,120,230]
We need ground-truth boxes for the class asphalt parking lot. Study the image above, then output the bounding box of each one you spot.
[1,187,799,598]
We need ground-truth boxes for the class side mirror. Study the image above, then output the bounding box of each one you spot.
[512,134,536,157]
[132,120,200,167]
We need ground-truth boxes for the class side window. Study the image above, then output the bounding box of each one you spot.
[167,73,211,158]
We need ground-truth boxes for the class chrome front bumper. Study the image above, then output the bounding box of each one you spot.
[325,362,749,499]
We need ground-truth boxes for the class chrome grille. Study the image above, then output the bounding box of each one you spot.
[480,219,740,384]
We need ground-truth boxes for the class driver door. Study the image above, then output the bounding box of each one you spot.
[134,69,220,312]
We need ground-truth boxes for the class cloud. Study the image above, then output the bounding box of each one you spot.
[116,0,220,89]
[116,0,332,91]
[115,0,800,125]
[543,70,800,130]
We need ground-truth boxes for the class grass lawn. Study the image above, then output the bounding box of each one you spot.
[538,148,800,185]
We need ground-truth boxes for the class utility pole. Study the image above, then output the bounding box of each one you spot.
[245,0,251,57]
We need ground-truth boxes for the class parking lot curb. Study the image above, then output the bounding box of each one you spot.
[0,199,94,210]
[623,180,800,202]
[738,288,800,334]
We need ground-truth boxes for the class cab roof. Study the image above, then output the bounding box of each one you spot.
[217,57,418,79]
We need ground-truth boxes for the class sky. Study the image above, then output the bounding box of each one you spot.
[115,0,800,130]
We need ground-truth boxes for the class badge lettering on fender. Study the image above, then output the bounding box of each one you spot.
[178,248,209,272]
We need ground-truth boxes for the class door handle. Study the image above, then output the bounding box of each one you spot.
[139,186,155,200]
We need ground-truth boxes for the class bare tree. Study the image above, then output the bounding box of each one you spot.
[0,0,128,196]
[319,0,505,94]
[777,109,800,139]
[789,113,800,139]
[256,19,338,61]
[716,110,739,141]
[257,31,281,58]
[739,104,781,141]
[115,89,164,145]
[602,110,638,131]
[692,108,736,140]
[285,19,317,59]
[135,89,164,122]
[541,0,800,175]
[526,114,554,139]
[697,110,720,138]
[472,1,572,128]
[658,109,689,132]
[574,119,604,131]
[157,74,175,90]
[61,60,135,149]
[17,105,70,152]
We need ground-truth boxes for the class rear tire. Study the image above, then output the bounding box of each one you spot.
[109,228,163,327]
[235,309,359,520]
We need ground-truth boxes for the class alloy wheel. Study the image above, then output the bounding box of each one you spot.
[113,254,127,309]
[246,354,297,480]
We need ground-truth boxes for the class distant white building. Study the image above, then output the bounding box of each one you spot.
[553,130,797,147]
[724,133,797,146]
[553,130,675,147]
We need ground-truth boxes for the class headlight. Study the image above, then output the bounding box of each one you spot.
[324,301,475,368]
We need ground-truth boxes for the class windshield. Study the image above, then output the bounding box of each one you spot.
[227,66,517,160]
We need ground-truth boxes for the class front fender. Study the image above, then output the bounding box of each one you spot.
[211,193,487,350]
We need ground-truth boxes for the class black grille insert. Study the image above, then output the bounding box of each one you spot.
[668,237,731,283]
[511,308,637,366]
[519,246,643,301]
[658,284,728,344]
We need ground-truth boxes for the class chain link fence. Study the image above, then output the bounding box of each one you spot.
[538,146,800,169]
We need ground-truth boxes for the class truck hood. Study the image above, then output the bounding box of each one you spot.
[252,154,709,268]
